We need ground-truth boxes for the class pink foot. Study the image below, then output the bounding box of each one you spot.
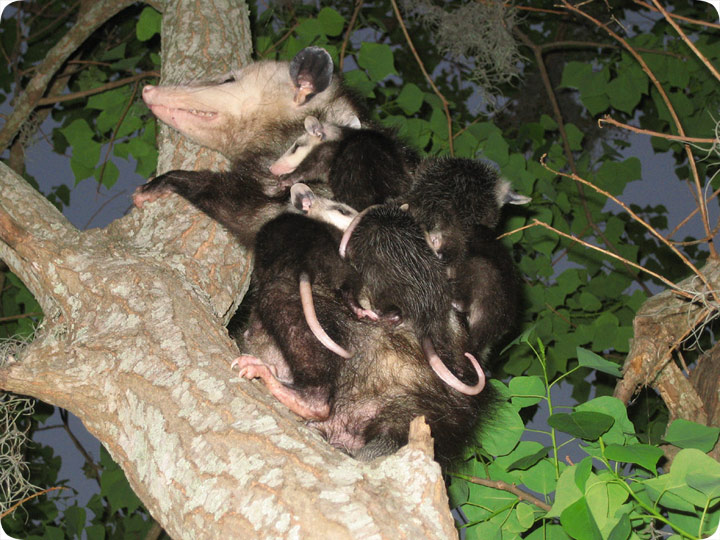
[132,185,168,208]
[231,355,330,421]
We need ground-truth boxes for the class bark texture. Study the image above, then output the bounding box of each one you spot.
[615,257,720,459]
[0,0,459,538]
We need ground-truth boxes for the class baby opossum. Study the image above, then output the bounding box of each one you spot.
[290,183,485,396]
[270,115,419,209]
[134,47,364,246]
[235,211,358,420]
[397,157,531,358]
[236,195,495,462]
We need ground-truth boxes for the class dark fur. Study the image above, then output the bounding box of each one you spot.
[278,126,419,209]
[341,204,481,387]
[398,157,526,359]
[251,213,356,404]
[246,210,495,462]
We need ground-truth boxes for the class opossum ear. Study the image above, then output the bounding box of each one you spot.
[290,47,334,106]
[290,183,316,214]
[346,115,361,129]
[304,116,326,139]
[495,179,532,206]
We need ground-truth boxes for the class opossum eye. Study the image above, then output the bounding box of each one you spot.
[289,143,299,154]
[334,206,354,217]
[220,76,236,83]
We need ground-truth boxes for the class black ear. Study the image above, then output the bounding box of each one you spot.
[290,183,316,213]
[289,47,334,105]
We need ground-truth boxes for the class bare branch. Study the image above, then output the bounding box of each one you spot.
[0,0,139,153]
[389,0,455,155]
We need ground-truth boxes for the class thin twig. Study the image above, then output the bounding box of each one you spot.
[0,487,69,519]
[37,72,159,106]
[96,80,141,191]
[541,155,719,303]
[83,190,127,230]
[0,312,41,323]
[339,1,364,72]
[668,184,720,239]
[599,115,717,144]
[506,219,687,296]
[633,0,720,30]
[539,40,685,58]
[389,0,455,155]
[461,476,552,512]
[259,22,299,57]
[515,26,653,296]
[560,0,716,258]
[59,409,102,485]
[650,0,720,85]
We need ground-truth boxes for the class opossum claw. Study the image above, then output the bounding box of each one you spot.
[233,355,330,420]
[422,338,486,395]
[299,272,353,358]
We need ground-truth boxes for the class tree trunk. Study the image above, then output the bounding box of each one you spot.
[0,1,458,538]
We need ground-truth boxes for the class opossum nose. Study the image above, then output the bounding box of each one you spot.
[142,85,156,97]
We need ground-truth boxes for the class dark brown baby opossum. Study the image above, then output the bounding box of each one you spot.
[237,195,495,462]
[290,183,485,396]
[269,115,419,209]
[396,157,530,359]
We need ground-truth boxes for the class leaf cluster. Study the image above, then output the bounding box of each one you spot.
[449,337,720,540]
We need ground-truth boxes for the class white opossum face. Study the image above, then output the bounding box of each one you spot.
[269,115,360,176]
[290,183,358,231]
[143,47,360,160]
[143,62,305,158]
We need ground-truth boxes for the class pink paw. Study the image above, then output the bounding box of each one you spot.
[231,355,277,380]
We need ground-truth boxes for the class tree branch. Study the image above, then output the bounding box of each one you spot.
[389,0,455,155]
[0,0,139,153]
[559,0,716,258]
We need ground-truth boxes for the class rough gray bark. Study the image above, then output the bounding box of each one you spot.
[614,258,720,460]
[0,1,459,538]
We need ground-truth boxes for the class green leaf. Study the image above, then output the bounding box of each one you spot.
[317,7,345,36]
[560,497,603,540]
[686,471,720,500]
[547,465,584,519]
[575,397,637,446]
[576,348,622,377]
[516,502,536,529]
[64,505,86,539]
[521,458,557,495]
[295,18,322,41]
[574,457,592,491]
[101,467,142,514]
[509,376,545,408]
[357,42,396,81]
[480,400,525,456]
[665,419,720,452]
[343,69,375,98]
[595,157,642,196]
[548,412,614,440]
[565,123,584,151]
[41,527,64,540]
[604,443,663,472]
[397,83,424,115]
[507,445,549,471]
[85,525,106,540]
[96,161,119,189]
[136,7,161,42]
[607,514,631,540]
